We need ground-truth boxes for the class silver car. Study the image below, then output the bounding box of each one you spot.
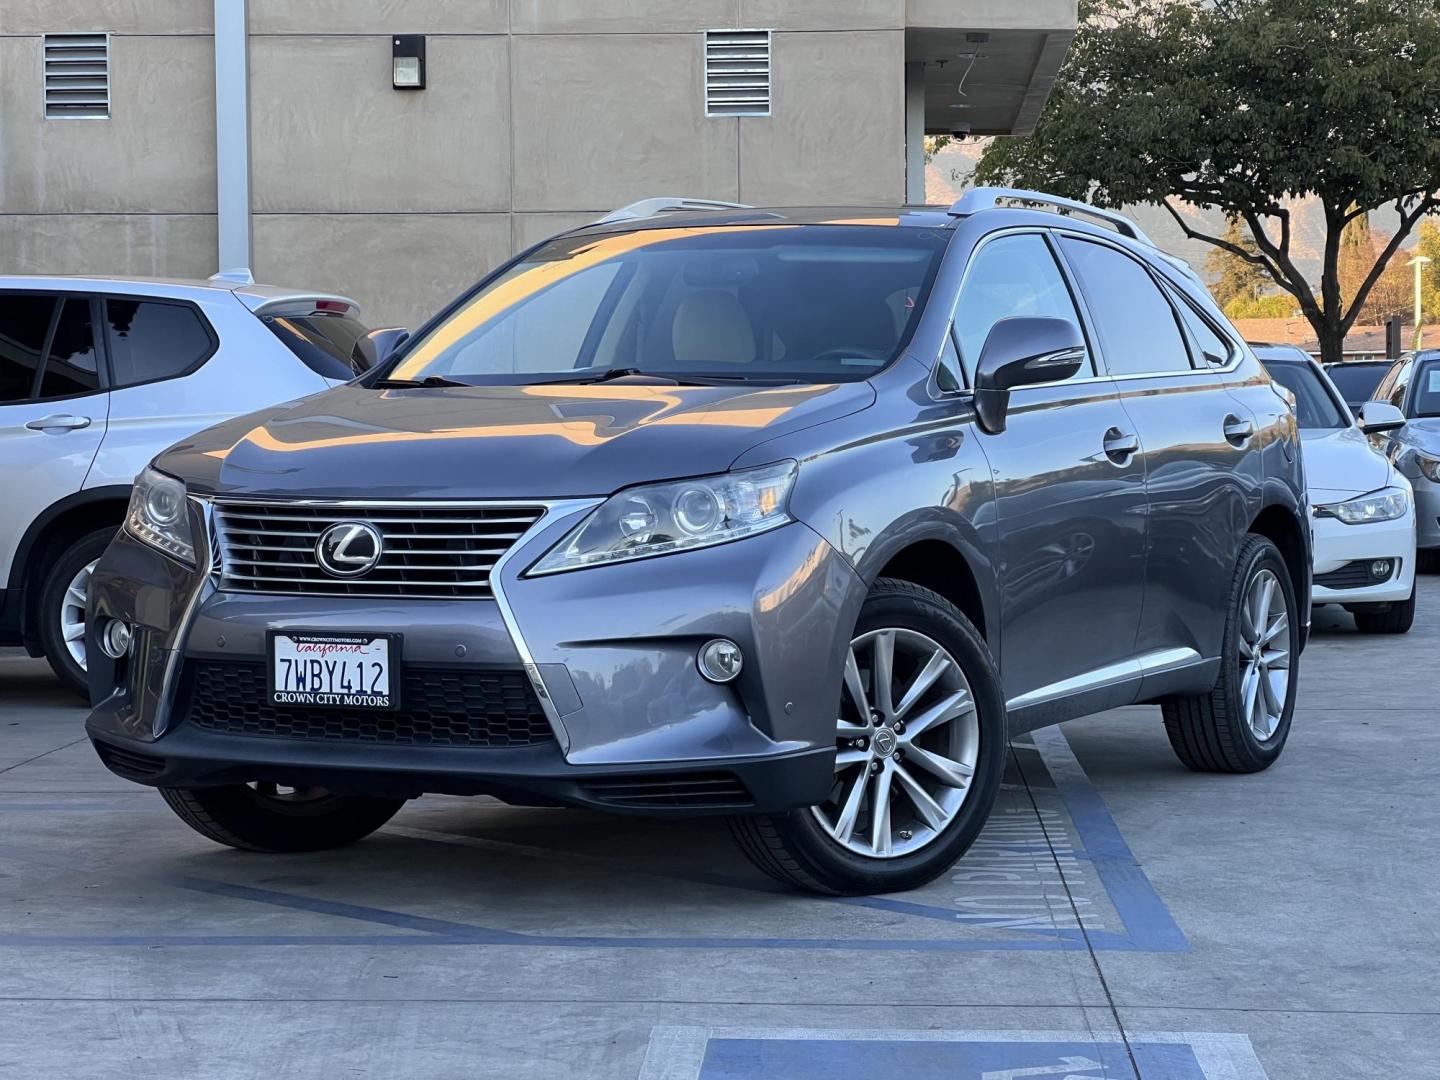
[0,273,383,693]
[1369,350,1440,570]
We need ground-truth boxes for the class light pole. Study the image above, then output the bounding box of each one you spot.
[1410,254,1432,350]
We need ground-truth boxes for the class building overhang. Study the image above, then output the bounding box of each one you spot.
[905,0,1077,136]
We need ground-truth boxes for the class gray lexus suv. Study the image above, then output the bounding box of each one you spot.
[85,190,1310,895]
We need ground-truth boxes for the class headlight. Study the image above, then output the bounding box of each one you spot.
[124,467,197,566]
[530,461,798,574]
[1316,486,1410,526]
[1416,452,1440,484]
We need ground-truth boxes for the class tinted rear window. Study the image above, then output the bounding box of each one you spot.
[387,225,950,386]
[263,313,375,379]
[1326,362,1393,405]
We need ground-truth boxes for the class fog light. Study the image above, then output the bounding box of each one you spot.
[99,619,132,660]
[697,638,743,683]
[1370,559,1393,580]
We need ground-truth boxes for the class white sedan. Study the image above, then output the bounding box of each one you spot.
[1255,345,1417,634]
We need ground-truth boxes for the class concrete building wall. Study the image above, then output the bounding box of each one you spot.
[1,1,1073,328]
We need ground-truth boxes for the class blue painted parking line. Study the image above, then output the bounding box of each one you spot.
[637,1027,1270,1080]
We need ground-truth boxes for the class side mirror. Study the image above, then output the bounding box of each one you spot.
[973,317,1086,434]
[1356,400,1406,435]
[356,327,410,370]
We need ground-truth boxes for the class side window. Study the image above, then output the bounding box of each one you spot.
[104,299,215,388]
[38,298,100,399]
[1371,360,1402,405]
[952,233,1092,384]
[1388,359,1413,411]
[1172,295,1234,367]
[936,330,962,392]
[1060,238,1192,376]
[0,293,58,404]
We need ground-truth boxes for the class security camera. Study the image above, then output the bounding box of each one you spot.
[949,122,973,138]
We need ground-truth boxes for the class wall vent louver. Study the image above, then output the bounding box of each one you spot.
[44,33,110,119]
[705,29,771,117]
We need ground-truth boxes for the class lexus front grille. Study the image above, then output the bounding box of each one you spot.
[212,500,545,599]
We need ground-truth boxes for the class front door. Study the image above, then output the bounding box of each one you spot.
[0,292,108,589]
[952,231,1148,711]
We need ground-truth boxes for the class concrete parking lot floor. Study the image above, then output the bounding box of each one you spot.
[2,581,1437,1079]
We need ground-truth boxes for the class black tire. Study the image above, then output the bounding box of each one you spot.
[728,578,1006,895]
[1418,548,1440,574]
[1162,535,1300,774]
[158,784,406,852]
[37,527,117,699]
[1352,588,1416,635]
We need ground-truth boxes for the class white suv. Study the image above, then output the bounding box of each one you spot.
[0,273,389,693]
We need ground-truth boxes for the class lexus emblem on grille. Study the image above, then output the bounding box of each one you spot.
[315,521,384,578]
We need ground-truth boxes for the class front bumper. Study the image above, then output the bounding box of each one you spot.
[1413,479,1440,550]
[1310,509,1416,605]
[86,512,865,815]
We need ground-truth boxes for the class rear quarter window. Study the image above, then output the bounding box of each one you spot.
[104,298,216,388]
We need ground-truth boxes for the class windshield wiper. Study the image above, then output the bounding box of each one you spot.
[371,375,472,389]
[544,367,684,385]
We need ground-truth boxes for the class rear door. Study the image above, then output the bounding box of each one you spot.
[88,294,230,489]
[1057,235,1255,665]
[0,291,108,587]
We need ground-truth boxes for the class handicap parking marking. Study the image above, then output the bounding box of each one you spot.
[0,728,1186,953]
[637,1027,1270,1080]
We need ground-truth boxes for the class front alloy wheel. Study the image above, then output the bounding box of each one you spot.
[729,578,1005,895]
[810,627,980,858]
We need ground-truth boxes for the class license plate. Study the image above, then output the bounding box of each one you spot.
[268,631,398,710]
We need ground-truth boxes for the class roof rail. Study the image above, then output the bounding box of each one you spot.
[592,197,753,226]
[948,187,1156,248]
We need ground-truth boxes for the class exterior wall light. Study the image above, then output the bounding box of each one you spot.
[392,35,425,90]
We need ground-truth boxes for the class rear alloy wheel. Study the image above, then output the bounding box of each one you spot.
[38,528,117,699]
[159,783,406,852]
[729,579,1005,895]
[1163,535,1299,773]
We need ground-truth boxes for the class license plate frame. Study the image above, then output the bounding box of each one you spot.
[266,630,402,711]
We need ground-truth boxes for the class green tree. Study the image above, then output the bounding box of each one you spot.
[1223,294,1296,320]
[1417,218,1440,325]
[976,0,1440,365]
[1204,218,1269,308]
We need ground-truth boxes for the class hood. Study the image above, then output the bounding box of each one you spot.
[1401,416,1440,456]
[156,380,875,499]
[1300,425,1394,501]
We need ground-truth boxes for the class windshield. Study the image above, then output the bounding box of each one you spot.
[386,225,949,386]
[1416,358,1440,418]
[1325,362,1390,405]
[1261,358,1347,430]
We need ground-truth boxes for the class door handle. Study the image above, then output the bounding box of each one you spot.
[1223,415,1255,445]
[1102,427,1140,463]
[25,414,92,432]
